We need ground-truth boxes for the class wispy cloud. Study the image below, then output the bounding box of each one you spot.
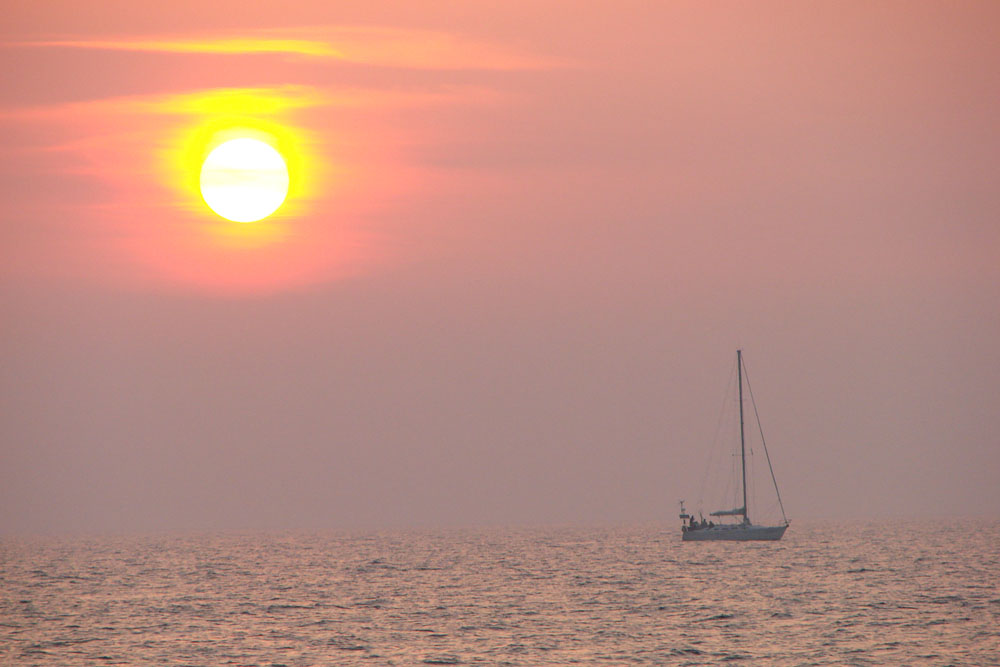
[28,38,340,58]
[1,84,504,122]
[25,25,562,71]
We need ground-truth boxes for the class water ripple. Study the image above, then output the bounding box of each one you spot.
[1,521,998,665]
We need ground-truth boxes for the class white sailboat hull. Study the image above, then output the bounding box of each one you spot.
[682,524,787,541]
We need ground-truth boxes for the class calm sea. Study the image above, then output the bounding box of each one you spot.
[2,521,998,665]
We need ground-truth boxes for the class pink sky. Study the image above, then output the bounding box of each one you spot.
[2,1,998,532]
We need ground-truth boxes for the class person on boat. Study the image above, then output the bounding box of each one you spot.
[688,515,697,529]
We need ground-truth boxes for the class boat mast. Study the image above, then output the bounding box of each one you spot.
[738,349,749,524]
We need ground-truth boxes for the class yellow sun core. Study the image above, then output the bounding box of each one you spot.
[200,138,289,222]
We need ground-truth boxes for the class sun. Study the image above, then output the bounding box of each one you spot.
[200,138,290,222]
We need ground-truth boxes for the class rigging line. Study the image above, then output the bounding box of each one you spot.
[742,358,789,525]
[698,359,737,512]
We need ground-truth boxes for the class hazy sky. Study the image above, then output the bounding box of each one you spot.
[2,1,998,534]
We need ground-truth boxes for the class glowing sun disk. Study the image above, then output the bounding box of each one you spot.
[200,138,289,222]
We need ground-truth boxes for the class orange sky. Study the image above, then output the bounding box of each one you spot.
[1,1,999,532]
[3,2,997,295]
[1,15,554,292]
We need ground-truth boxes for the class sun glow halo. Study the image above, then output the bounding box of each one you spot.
[200,137,289,222]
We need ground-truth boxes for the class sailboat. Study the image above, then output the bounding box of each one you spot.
[679,350,789,541]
